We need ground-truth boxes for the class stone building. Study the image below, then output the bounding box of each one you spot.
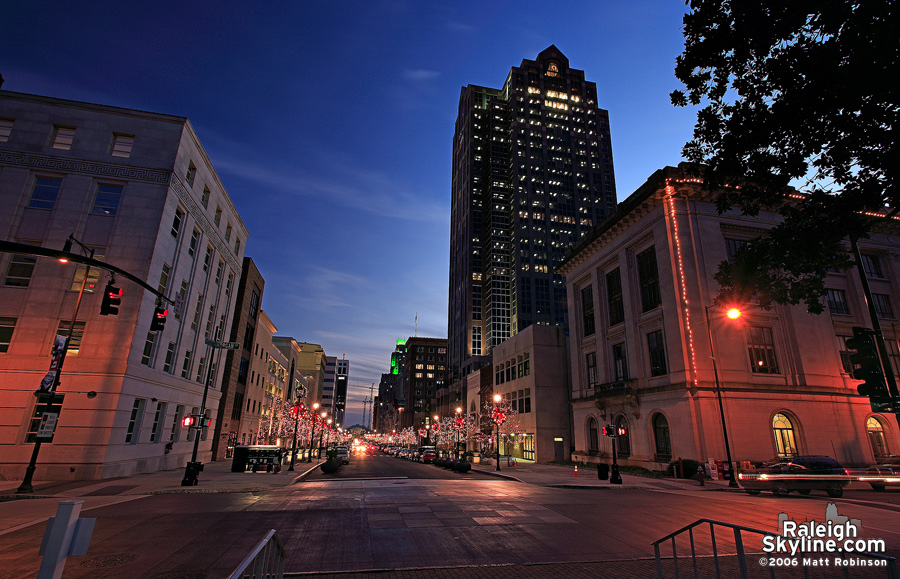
[557,164,900,471]
[0,89,246,479]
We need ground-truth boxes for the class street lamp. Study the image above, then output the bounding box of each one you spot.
[705,304,740,488]
[455,406,463,460]
[18,235,93,494]
[288,401,303,471]
[306,402,320,463]
[492,394,505,472]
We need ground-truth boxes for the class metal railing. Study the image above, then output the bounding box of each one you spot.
[652,518,897,579]
[228,529,285,579]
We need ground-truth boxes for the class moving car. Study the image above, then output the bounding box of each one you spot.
[737,455,850,497]
[336,447,350,464]
[859,456,900,491]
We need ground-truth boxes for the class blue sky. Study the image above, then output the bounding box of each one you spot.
[2,1,696,426]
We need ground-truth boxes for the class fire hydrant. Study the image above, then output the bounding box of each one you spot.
[697,465,705,486]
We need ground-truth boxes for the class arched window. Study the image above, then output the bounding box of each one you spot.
[653,414,671,461]
[772,413,798,458]
[616,415,631,458]
[588,417,599,456]
[867,416,889,460]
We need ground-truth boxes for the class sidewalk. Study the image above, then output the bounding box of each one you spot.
[466,458,739,492]
[0,459,320,535]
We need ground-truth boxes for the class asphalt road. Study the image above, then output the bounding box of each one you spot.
[3,453,899,579]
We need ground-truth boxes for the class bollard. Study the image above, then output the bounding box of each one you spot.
[38,501,95,579]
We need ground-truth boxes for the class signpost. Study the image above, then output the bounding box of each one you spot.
[182,339,239,486]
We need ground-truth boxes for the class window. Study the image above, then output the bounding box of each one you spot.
[637,247,661,312]
[203,246,213,272]
[249,291,260,318]
[215,261,224,285]
[171,207,185,238]
[51,126,76,150]
[238,357,249,384]
[747,326,779,374]
[606,268,624,325]
[724,238,751,261]
[25,393,65,443]
[861,254,883,278]
[28,177,62,210]
[0,317,16,352]
[141,332,156,365]
[588,417,599,454]
[175,280,188,320]
[214,206,222,227]
[225,223,232,242]
[111,134,134,158]
[205,305,215,339]
[4,246,38,287]
[196,357,206,383]
[125,398,146,444]
[867,417,889,460]
[201,186,210,208]
[163,342,176,373]
[772,413,798,458]
[181,350,193,378]
[158,263,171,296]
[57,320,85,354]
[522,352,530,376]
[472,325,482,356]
[171,405,183,442]
[586,352,598,387]
[191,294,203,330]
[826,289,850,315]
[581,285,595,336]
[149,401,166,442]
[234,238,241,255]
[612,342,628,381]
[91,183,123,216]
[69,249,104,293]
[0,118,13,142]
[189,229,200,257]
[653,414,671,461]
[647,330,667,377]
[185,162,196,187]
[873,293,894,318]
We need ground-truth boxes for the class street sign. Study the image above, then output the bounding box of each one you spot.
[36,412,59,440]
[205,339,240,350]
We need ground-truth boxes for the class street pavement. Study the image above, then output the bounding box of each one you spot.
[2,457,891,579]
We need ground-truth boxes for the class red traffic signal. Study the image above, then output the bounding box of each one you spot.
[617,426,628,437]
[100,282,122,316]
[182,416,195,428]
[151,304,168,332]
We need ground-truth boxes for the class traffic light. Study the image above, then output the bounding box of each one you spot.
[182,415,195,428]
[99,282,122,315]
[617,426,628,437]
[602,425,616,437]
[150,304,168,331]
[847,326,890,402]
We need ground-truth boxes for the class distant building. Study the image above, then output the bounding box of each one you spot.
[322,356,336,418]
[401,336,447,430]
[448,45,618,410]
[253,311,289,445]
[0,89,246,479]
[557,164,900,470]
[488,325,571,463]
[294,342,326,406]
[213,256,264,460]
[334,357,349,426]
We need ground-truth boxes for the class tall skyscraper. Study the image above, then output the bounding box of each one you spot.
[449,45,617,381]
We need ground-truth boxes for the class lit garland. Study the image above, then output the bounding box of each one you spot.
[665,182,699,387]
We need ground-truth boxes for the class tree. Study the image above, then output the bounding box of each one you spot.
[672,0,898,312]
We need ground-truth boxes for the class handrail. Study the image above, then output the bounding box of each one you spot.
[228,529,285,579]
[653,518,897,579]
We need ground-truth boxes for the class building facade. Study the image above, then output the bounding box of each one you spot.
[212,256,264,460]
[0,90,246,479]
[401,337,447,430]
[334,357,349,427]
[557,164,900,471]
[448,45,618,397]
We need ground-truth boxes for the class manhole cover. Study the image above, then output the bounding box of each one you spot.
[81,553,137,568]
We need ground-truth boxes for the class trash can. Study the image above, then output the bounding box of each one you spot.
[598,463,609,480]
[231,445,250,472]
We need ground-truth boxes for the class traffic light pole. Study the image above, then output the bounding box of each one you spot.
[182,344,214,486]
[610,432,622,484]
[17,258,91,494]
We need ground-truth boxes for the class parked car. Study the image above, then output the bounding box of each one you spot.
[336,447,350,464]
[860,456,900,491]
[420,450,436,464]
[737,455,850,497]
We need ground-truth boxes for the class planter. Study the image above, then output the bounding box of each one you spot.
[320,460,340,474]
[456,462,472,473]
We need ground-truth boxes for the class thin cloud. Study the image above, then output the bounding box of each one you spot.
[404,69,440,81]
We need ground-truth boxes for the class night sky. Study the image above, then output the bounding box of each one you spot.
[2,1,697,426]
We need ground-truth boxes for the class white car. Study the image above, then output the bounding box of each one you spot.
[336,447,350,464]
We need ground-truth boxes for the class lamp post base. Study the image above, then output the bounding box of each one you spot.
[181,461,203,486]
